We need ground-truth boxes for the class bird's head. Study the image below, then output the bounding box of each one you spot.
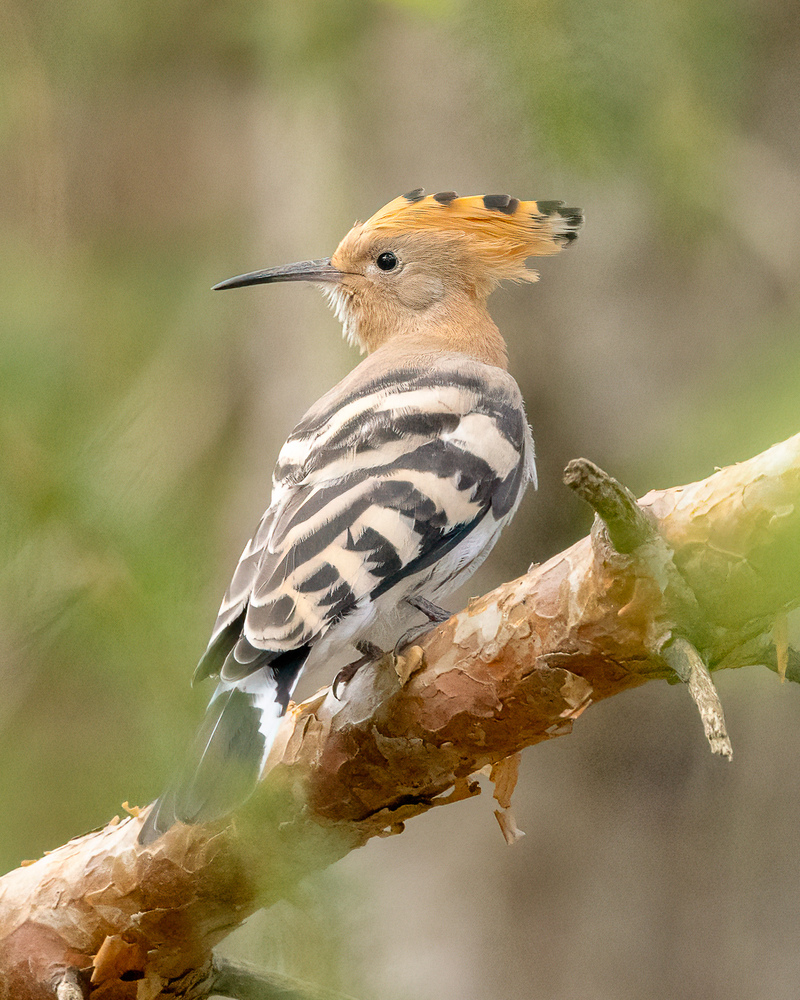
[214,190,582,361]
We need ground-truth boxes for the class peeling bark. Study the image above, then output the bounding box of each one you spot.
[1,433,799,1000]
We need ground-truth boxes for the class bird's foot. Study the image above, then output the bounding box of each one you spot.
[333,636,428,698]
[392,597,450,657]
[332,641,384,700]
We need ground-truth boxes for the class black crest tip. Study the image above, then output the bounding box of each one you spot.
[482,193,516,214]
[534,200,565,216]
[534,202,584,244]
[403,188,425,203]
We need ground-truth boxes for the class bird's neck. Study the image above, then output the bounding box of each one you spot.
[354,293,509,370]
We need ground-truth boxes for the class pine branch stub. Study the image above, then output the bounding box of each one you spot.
[563,458,657,553]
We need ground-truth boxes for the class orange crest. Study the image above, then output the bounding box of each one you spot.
[362,189,583,279]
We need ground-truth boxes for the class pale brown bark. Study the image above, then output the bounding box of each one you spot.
[1,433,798,1000]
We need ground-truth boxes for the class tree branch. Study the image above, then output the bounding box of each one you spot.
[208,957,360,1000]
[1,433,798,999]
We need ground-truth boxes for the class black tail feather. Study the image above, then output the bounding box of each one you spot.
[139,687,266,845]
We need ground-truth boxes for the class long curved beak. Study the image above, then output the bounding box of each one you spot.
[212,257,342,291]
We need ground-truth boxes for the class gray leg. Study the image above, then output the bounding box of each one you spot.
[405,595,451,623]
[393,598,452,655]
[394,597,453,656]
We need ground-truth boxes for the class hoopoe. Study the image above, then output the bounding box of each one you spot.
[139,189,583,844]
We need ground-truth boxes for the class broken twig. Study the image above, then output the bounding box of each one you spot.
[563,458,656,553]
[661,637,733,759]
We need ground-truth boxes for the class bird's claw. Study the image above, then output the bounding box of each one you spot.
[332,641,384,700]
[332,636,428,698]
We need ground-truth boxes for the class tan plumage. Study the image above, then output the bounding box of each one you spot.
[140,189,583,845]
[364,190,580,278]
[325,190,581,360]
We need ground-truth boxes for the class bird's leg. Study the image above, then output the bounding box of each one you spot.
[405,595,451,623]
[332,641,384,700]
[393,596,452,655]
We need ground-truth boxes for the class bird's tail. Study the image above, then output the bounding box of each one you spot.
[138,684,278,845]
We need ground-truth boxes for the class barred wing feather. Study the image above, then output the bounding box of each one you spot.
[198,359,533,685]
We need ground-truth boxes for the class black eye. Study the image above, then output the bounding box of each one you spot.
[376,251,398,272]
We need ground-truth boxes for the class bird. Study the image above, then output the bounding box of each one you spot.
[139,189,583,844]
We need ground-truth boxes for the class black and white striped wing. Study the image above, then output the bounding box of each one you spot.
[196,361,534,685]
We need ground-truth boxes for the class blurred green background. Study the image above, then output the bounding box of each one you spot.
[2,1,799,997]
